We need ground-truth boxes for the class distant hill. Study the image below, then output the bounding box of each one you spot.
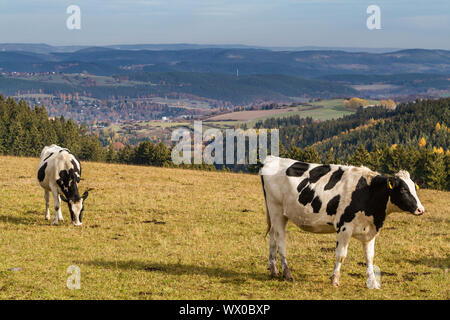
[0,72,358,104]
[318,73,450,97]
[0,43,402,54]
[0,47,449,76]
[0,46,448,104]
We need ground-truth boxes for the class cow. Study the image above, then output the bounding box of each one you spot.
[260,155,424,289]
[37,144,90,226]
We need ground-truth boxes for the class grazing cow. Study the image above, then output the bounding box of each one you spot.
[37,144,90,226]
[260,156,424,289]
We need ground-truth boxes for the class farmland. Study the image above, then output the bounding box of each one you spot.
[205,99,378,125]
[0,156,448,299]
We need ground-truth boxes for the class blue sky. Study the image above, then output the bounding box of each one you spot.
[0,0,449,49]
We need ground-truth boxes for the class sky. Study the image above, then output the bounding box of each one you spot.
[0,0,449,49]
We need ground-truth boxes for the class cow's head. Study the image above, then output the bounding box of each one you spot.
[61,190,89,226]
[388,170,425,216]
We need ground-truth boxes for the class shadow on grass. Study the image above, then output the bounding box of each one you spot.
[405,254,450,270]
[0,214,39,225]
[78,259,278,282]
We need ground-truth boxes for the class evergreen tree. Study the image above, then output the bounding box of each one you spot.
[348,145,370,167]
[415,149,446,189]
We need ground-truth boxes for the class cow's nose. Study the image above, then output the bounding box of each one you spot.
[415,207,425,215]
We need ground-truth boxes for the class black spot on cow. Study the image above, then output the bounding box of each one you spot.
[71,159,81,182]
[298,186,315,205]
[311,196,322,213]
[342,227,346,232]
[327,222,333,226]
[337,175,390,232]
[68,203,75,222]
[56,169,81,201]
[43,153,54,162]
[308,165,331,183]
[296,178,309,193]
[324,168,345,190]
[389,178,418,213]
[72,154,82,176]
[286,162,309,177]
[326,195,340,216]
[37,162,47,182]
[71,159,79,174]
[336,241,339,248]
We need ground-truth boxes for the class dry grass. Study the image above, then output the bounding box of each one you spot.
[0,156,448,299]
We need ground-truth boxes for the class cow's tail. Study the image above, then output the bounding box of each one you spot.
[260,174,271,239]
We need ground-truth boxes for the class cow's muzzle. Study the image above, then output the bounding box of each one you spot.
[414,206,425,216]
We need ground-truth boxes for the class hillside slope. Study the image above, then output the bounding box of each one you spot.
[1,48,449,76]
[0,156,448,299]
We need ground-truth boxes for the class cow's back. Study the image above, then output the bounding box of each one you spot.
[260,156,379,233]
[37,145,80,190]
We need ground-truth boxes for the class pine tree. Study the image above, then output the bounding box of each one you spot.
[348,145,370,167]
[416,149,446,189]
[302,147,321,163]
[325,147,335,164]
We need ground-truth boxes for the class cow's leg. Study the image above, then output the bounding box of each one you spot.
[58,198,64,221]
[51,188,61,225]
[267,200,282,278]
[268,227,279,278]
[331,227,351,287]
[363,237,380,289]
[272,214,292,281]
[44,190,50,220]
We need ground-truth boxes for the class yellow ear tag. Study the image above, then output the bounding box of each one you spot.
[415,183,419,190]
[388,181,393,189]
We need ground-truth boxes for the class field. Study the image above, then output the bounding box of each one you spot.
[206,99,376,125]
[206,107,302,121]
[0,156,448,299]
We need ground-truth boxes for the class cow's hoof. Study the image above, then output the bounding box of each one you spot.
[283,269,293,282]
[269,272,279,279]
[58,217,64,221]
[269,265,279,279]
[45,215,50,220]
[366,278,381,289]
[51,220,59,225]
[330,274,340,287]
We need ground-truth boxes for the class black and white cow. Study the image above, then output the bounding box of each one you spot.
[260,156,424,289]
[37,144,90,226]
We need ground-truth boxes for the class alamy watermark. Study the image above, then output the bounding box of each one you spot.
[66,265,81,290]
[171,121,279,165]
[66,5,81,30]
[366,5,381,30]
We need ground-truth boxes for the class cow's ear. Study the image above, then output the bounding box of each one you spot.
[81,191,89,200]
[60,194,69,203]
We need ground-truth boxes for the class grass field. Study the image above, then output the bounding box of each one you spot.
[205,99,378,129]
[207,100,357,124]
[0,156,448,299]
